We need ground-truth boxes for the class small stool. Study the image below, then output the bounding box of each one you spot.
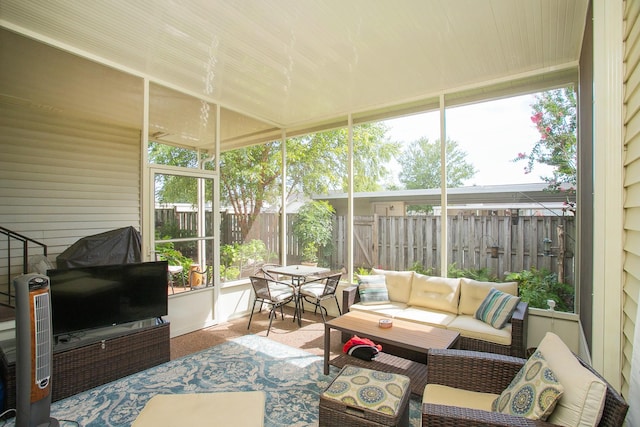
[319,365,410,427]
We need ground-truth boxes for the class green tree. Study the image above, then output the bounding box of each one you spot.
[396,137,475,213]
[397,137,476,189]
[149,142,202,204]
[220,142,282,238]
[286,123,400,196]
[514,86,577,195]
[150,123,399,240]
[292,201,335,264]
[220,123,399,239]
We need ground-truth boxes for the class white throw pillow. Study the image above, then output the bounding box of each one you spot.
[408,273,460,314]
[371,268,414,303]
[458,278,518,315]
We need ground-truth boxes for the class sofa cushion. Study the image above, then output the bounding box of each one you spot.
[349,301,408,319]
[423,384,498,410]
[475,287,521,329]
[492,350,564,420]
[408,273,460,314]
[371,268,414,303]
[357,274,390,305]
[447,315,512,345]
[394,306,457,328]
[458,278,518,315]
[537,332,607,427]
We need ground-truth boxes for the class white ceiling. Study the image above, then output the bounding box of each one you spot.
[0,0,588,149]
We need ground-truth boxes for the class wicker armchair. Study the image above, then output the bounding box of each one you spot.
[422,349,629,427]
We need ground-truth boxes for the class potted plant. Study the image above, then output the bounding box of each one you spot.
[293,201,335,266]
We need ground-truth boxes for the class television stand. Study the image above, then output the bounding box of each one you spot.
[0,320,170,411]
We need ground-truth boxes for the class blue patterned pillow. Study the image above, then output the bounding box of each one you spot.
[475,287,521,329]
[357,275,390,305]
[492,350,564,420]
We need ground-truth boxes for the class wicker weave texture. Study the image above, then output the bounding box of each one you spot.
[1,323,170,410]
[421,349,629,427]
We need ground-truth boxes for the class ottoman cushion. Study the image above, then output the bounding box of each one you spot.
[320,365,410,426]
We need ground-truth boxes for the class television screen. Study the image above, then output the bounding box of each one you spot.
[47,261,168,337]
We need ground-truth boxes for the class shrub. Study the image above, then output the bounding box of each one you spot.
[506,268,574,312]
[448,264,498,282]
[408,262,434,276]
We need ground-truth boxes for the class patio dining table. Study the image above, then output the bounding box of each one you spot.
[266,264,330,326]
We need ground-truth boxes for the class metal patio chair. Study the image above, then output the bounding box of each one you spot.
[299,272,342,323]
[247,276,296,336]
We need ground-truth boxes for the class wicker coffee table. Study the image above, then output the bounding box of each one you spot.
[324,311,460,396]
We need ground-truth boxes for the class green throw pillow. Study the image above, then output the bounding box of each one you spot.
[357,275,390,305]
[475,287,521,329]
[492,350,564,421]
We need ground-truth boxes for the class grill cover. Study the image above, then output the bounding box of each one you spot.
[56,226,142,269]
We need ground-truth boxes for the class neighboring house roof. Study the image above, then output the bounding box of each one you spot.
[316,182,572,207]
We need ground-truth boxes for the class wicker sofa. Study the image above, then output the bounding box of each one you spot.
[342,268,528,358]
[422,333,629,426]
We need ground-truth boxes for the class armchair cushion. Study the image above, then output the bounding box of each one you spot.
[492,349,563,420]
[357,275,390,305]
[475,287,521,329]
[537,332,606,427]
[423,384,498,410]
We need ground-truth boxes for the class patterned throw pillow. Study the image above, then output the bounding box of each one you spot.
[357,275,390,305]
[475,287,521,329]
[492,350,564,420]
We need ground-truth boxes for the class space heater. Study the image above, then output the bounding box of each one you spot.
[13,274,59,427]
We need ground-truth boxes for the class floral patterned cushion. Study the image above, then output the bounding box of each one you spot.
[322,365,409,416]
[492,350,564,420]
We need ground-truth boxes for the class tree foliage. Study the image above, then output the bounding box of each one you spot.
[220,122,399,239]
[292,201,335,263]
[514,86,577,194]
[397,137,476,189]
[150,143,201,204]
[396,137,475,213]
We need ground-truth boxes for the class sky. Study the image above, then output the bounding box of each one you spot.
[384,93,555,187]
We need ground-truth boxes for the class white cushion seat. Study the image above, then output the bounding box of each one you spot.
[423,383,499,410]
[348,301,408,319]
[393,306,457,328]
[447,315,512,346]
[132,391,265,426]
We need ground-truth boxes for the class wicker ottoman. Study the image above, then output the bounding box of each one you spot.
[319,365,410,427]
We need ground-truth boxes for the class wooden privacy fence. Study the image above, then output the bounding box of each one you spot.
[157,209,575,285]
[340,214,574,284]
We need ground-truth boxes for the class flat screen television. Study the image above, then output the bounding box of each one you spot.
[47,261,168,337]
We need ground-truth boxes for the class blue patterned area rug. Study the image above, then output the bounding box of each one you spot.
[21,335,422,426]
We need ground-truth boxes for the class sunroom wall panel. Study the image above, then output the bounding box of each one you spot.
[0,104,141,261]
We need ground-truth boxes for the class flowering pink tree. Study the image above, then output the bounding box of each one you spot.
[514,86,577,211]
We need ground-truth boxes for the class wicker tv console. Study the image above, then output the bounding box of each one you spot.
[0,321,170,411]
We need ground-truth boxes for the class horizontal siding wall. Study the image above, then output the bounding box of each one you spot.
[623,0,640,402]
[0,104,141,276]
